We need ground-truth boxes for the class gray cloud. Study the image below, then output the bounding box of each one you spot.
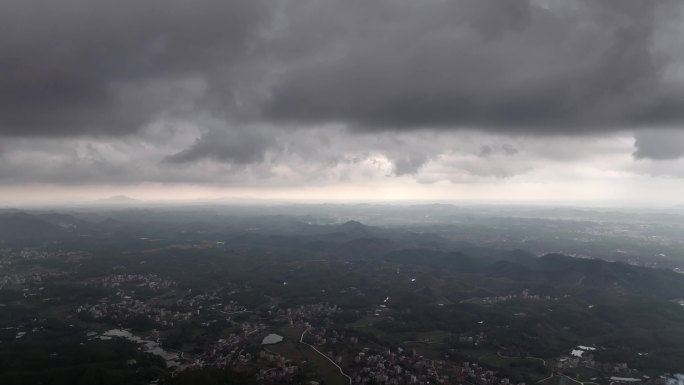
[2,0,683,141]
[633,130,684,160]
[165,125,275,165]
[478,145,519,158]
[2,0,684,191]
[0,124,667,190]
[259,0,684,133]
[392,153,430,176]
[0,0,265,137]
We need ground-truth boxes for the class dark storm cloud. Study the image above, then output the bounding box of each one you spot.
[392,153,429,176]
[165,126,275,165]
[633,130,684,160]
[0,0,265,137]
[261,0,684,133]
[2,0,684,176]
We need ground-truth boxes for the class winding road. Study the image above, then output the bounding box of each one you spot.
[299,327,353,385]
[496,351,547,366]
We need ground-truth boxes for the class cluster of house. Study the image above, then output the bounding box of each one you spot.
[76,283,250,330]
[0,272,62,289]
[77,296,194,327]
[255,350,301,383]
[455,361,519,385]
[463,289,556,305]
[90,273,176,291]
[347,347,445,384]
[557,347,661,384]
[302,326,355,349]
[452,332,488,346]
[269,303,341,326]
[0,248,51,261]
[0,248,87,289]
[185,322,265,368]
[1,248,89,264]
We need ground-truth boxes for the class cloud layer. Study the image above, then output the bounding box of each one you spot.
[4,0,684,136]
[0,0,265,136]
[1,0,684,195]
[261,0,684,133]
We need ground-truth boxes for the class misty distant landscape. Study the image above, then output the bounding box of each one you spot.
[2,203,684,384]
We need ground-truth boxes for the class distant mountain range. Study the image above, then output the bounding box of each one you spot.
[1,210,684,301]
[96,195,140,203]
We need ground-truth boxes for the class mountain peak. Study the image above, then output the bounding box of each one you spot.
[341,220,365,228]
[97,195,139,203]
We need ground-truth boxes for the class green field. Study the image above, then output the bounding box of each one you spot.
[560,366,603,382]
[468,351,550,382]
[268,327,348,385]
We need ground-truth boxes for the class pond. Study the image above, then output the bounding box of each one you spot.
[261,333,284,345]
[101,329,180,367]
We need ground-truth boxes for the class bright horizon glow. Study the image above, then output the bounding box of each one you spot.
[2,175,684,208]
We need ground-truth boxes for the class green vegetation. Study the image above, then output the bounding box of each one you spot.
[2,207,684,383]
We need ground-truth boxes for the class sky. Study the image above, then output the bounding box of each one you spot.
[2,0,684,205]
